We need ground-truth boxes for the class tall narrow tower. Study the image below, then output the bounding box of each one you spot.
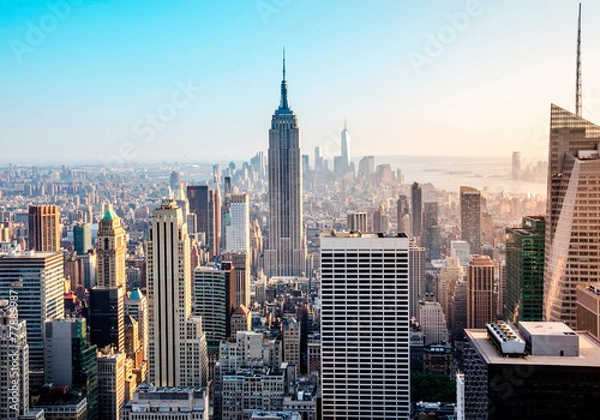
[147,199,207,387]
[96,207,126,288]
[341,119,350,175]
[264,51,306,277]
[28,205,60,252]
[576,3,582,117]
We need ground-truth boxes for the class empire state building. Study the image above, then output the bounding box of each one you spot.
[264,52,306,277]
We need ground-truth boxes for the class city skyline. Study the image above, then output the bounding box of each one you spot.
[2,1,600,163]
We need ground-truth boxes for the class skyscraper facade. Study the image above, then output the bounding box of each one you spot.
[97,207,126,288]
[347,211,367,233]
[411,182,422,240]
[544,104,600,328]
[409,244,426,321]
[28,205,60,252]
[264,54,306,277]
[73,222,92,255]
[460,186,481,254]
[423,201,441,261]
[146,199,207,387]
[466,255,495,329]
[0,251,65,387]
[505,216,545,324]
[225,193,249,253]
[320,232,410,419]
[397,194,410,235]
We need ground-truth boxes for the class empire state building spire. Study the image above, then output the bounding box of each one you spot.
[279,48,289,112]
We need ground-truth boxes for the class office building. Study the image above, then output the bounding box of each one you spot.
[97,349,126,420]
[147,199,208,387]
[0,299,29,419]
[221,251,250,309]
[467,255,495,329]
[423,201,441,261]
[460,186,481,254]
[410,244,426,321]
[576,283,600,340]
[121,384,208,420]
[439,256,463,318]
[97,207,126,288]
[44,318,98,420]
[347,211,367,232]
[0,251,64,387]
[282,317,301,375]
[512,151,521,180]
[90,286,125,352]
[411,182,422,239]
[28,205,60,252]
[397,195,410,234]
[463,321,600,418]
[320,232,410,419]
[230,304,251,338]
[545,105,600,328]
[264,53,306,277]
[450,240,470,270]
[225,193,250,253]
[505,216,545,324]
[73,222,92,255]
[419,297,449,345]
[125,288,149,364]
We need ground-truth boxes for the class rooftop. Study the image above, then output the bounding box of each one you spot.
[465,329,600,367]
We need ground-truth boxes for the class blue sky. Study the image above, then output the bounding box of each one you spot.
[1,0,599,165]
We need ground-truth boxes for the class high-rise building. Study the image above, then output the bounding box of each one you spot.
[0,299,29,419]
[225,193,249,253]
[577,283,600,341]
[97,207,126,288]
[192,264,236,377]
[466,255,495,329]
[460,186,481,254]
[411,182,422,239]
[0,251,64,387]
[44,318,98,420]
[264,53,306,277]
[419,297,449,345]
[410,244,426,321]
[544,105,600,328]
[347,211,367,233]
[282,317,301,375]
[169,170,180,189]
[358,155,375,180]
[372,205,390,233]
[230,304,251,338]
[320,232,410,419]
[341,120,350,176]
[439,256,464,320]
[451,240,471,270]
[512,151,521,180]
[505,216,545,324]
[187,185,210,239]
[397,195,410,234]
[126,288,149,365]
[463,322,600,419]
[90,286,125,352]
[28,205,60,252]
[146,199,207,387]
[423,201,441,261]
[221,252,250,309]
[97,348,127,420]
[73,222,92,255]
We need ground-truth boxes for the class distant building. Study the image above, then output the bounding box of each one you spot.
[467,255,495,329]
[411,182,422,239]
[422,201,440,261]
[419,297,449,345]
[28,205,60,252]
[97,349,126,420]
[73,222,91,255]
[410,245,426,321]
[512,151,521,180]
[505,216,545,324]
[346,211,367,232]
[396,195,410,234]
[460,186,481,254]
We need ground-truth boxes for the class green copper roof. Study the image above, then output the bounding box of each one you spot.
[102,208,119,220]
[129,288,144,300]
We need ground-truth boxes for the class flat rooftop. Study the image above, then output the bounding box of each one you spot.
[519,321,576,337]
[465,329,600,367]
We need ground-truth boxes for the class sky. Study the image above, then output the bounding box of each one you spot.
[1,0,600,165]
